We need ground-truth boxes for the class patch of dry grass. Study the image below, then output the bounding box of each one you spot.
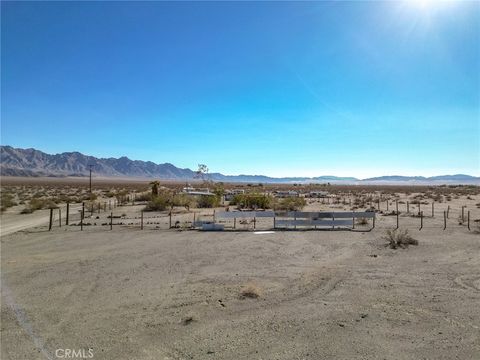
[239,283,262,299]
[383,229,418,249]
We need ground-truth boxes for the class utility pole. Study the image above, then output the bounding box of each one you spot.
[88,164,94,195]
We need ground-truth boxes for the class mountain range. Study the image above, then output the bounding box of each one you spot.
[1,145,479,184]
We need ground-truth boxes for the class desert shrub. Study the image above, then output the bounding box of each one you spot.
[1,193,17,212]
[356,217,369,225]
[173,193,194,209]
[473,221,480,234]
[135,193,153,202]
[230,193,272,209]
[383,229,418,249]
[144,195,169,211]
[21,198,58,214]
[196,195,220,208]
[274,197,306,211]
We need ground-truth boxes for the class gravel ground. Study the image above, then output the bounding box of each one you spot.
[1,215,479,359]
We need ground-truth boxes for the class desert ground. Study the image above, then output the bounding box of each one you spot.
[1,178,479,360]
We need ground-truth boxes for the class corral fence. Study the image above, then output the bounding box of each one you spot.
[194,210,376,231]
[44,199,478,233]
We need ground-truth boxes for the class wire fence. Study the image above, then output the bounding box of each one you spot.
[43,200,480,234]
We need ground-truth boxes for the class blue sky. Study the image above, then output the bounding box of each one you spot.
[1,1,479,178]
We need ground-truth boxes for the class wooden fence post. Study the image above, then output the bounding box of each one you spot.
[431,202,434,217]
[443,211,446,230]
[419,211,423,231]
[396,211,399,230]
[467,211,470,231]
[253,216,256,230]
[81,209,84,231]
[110,212,113,230]
[169,212,172,229]
[58,208,61,227]
[407,201,409,213]
[66,202,70,225]
[49,208,53,231]
[447,205,450,218]
[462,206,465,223]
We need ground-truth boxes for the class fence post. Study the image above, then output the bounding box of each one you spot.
[272,216,275,229]
[49,208,53,231]
[253,216,256,230]
[467,211,470,231]
[447,205,450,218]
[419,211,423,231]
[141,210,144,230]
[332,211,335,230]
[110,212,113,230]
[396,211,399,230]
[443,211,446,230]
[372,212,375,230]
[58,208,61,227]
[169,212,172,229]
[66,203,70,225]
[377,198,380,211]
[352,210,355,230]
[81,209,84,231]
[431,202,434,217]
[294,211,297,230]
[462,206,465,223]
[386,200,389,212]
[407,201,409,213]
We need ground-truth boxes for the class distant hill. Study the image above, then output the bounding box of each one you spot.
[1,146,479,184]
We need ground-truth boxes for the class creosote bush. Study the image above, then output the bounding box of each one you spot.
[196,194,220,208]
[1,193,17,212]
[230,193,272,209]
[144,191,196,211]
[274,197,306,211]
[21,198,58,214]
[383,229,418,249]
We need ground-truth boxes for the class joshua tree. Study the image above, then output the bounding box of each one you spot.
[150,181,160,196]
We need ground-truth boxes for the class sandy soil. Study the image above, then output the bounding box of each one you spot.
[1,195,480,360]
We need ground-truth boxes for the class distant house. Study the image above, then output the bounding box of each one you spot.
[308,191,329,198]
[182,187,215,196]
[274,190,299,198]
[224,189,245,201]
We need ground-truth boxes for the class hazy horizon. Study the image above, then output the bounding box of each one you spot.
[1,1,479,178]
